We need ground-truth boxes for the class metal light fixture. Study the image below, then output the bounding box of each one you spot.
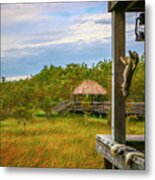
[135,13,145,41]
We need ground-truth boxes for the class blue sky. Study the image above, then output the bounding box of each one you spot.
[1,1,144,80]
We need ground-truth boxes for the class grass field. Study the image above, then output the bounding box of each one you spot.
[0,115,144,169]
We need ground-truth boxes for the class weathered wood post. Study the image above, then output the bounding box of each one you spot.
[112,10,126,144]
[103,7,126,169]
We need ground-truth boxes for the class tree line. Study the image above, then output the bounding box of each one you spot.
[0,57,144,119]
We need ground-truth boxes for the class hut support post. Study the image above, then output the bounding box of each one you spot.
[98,95,100,102]
[112,10,126,143]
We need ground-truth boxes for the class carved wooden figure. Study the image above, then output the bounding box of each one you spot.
[120,51,139,97]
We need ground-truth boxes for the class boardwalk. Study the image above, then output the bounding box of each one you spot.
[52,101,144,117]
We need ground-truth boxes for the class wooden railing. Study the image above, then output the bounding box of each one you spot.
[72,101,144,117]
[96,135,145,169]
[51,101,72,113]
[51,101,144,117]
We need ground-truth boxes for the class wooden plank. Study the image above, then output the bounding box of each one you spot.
[97,134,144,142]
[125,0,145,12]
[104,158,113,169]
[97,134,145,151]
[108,1,118,12]
[112,10,126,143]
[108,1,145,12]
[96,135,145,170]
[97,141,125,169]
[124,1,138,11]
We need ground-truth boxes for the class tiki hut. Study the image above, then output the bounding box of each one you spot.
[73,80,107,102]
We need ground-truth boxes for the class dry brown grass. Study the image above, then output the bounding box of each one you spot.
[0,115,144,169]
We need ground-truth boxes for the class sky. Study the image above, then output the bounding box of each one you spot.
[1,1,144,80]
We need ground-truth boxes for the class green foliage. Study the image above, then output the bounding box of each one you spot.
[34,110,46,117]
[107,107,112,125]
[126,115,145,122]
[39,97,53,116]
[12,106,33,119]
[128,54,145,101]
[0,57,144,119]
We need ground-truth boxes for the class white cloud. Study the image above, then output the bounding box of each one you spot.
[71,13,111,43]
[1,8,138,60]
[1,2,106,26]
[1,4,42,26]
[126,24,135,40]
[1,12,112,58]
[5,75,31,81]
[77,13,111,22]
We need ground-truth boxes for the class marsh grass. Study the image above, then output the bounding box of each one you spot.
[0,115,144,168]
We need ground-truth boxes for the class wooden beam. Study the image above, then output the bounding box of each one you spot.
[124,1,138,11]
[112,10,126,143]
[108,1,145,12]
[108,1,118,12]
[124,1,145,12]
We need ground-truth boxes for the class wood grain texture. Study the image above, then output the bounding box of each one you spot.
[108,1,145,12]
[96,134,145,170]
[112,10,126,143]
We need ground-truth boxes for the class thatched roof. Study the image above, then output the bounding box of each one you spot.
[73,80,107,95]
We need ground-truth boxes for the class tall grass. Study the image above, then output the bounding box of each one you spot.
[0,115,144,169]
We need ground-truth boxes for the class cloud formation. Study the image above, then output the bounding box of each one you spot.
[2,5,111,53]
[1,2,144,78]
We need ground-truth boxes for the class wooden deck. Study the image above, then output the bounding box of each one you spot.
[96,134,145,169]
[52,101,144,117]
[71,101,144,117]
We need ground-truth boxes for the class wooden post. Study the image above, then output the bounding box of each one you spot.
[73,95,76,112]
[91,95,93,102]
[104,158,112,169]
[98,95,100,102]
[112,10,126,144]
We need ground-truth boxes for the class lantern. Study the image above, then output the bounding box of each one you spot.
[135,13,145,41]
